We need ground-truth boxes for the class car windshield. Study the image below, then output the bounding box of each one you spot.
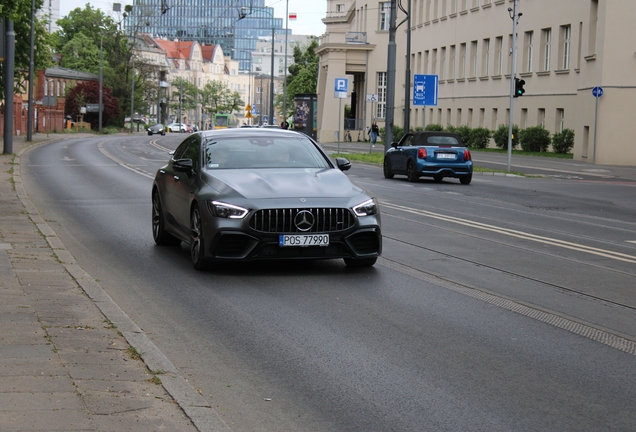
[203,135,331,170]
[414,135,463,146]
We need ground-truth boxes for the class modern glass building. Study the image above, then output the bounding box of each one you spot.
[128,0,290,71]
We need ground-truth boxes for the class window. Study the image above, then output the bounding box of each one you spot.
[451,0,458,14]
[440,47,446,80]
[432,49,438,75]
[560,25,571,69]
[588,0,598,56]
[377,72,387,118]
[556,109,564,132]
[449,45,456,79]
[538,108,546,128]
[496,36,503,75]
[524,31,533,72]
[482,38,490,76]
[491,108,497,130]
[336,3,345,12]
[470,40,478,78]
[459,43,466,78]
[380,2,391,31]
[542,28,551,71]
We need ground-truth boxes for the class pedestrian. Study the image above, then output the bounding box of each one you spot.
[370,120,379,147]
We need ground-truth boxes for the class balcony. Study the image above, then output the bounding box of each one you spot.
[345,32,367,44]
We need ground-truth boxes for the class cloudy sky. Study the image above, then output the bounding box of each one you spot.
[59,0,327,36]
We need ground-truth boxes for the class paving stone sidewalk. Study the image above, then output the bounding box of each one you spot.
[0,135,226,431]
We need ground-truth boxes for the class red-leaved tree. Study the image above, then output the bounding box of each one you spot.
[65,81,120,130]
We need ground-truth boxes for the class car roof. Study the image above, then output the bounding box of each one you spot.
[199,128,302,139]
[405,131,465,146]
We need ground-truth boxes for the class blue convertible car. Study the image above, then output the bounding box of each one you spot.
[383,131,473,184]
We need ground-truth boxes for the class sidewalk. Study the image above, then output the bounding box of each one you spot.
[0,134,229,431]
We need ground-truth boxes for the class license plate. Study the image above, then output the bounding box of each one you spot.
[279,234,329,247]
[436,153,456,159]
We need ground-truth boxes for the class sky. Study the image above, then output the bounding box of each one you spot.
[58,0,327,36]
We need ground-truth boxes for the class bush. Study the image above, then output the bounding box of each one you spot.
[492,124,520,150]
[424,123,444,131]
[454,125,472,146]
[379,125,404,144]
[552,128,575,154]
[102,126,121,135]
[519,126,551,152]
[468,127,492,149]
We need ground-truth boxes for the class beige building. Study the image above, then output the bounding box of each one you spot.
[317,0,636,165]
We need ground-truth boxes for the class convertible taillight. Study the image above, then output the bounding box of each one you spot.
[417,148,427,159]
[464,149,472,161]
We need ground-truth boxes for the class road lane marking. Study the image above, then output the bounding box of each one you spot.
[383,201,636,264]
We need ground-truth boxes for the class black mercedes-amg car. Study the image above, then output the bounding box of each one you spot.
[152,128,382,270]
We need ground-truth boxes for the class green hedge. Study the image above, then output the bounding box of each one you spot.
[519,126,551,152]
[552,128,575,154]
[492,124,520,150]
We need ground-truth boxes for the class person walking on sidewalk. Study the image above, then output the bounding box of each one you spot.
[370,120,380,147]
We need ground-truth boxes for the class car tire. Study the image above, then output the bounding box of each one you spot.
[407,160,419,182]
[190,206,207,270]
[383,158,394,179]
[161,132,165,136]
[152,191,181,246]
[344,257,377,267]
[148,132,152,136]
[460,174,472,185]
[433,175,443,182]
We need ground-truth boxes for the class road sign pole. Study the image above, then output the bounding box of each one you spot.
[338,98,342,153]
[593,93,599,164]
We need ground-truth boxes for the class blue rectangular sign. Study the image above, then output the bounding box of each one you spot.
[413,74,438,106]
[334,78,348,93]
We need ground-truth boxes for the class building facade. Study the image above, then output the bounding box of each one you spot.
[317,0,636,165]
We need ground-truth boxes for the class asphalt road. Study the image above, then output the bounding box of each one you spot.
[21,134,636,431]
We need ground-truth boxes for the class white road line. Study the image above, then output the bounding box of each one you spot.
[383,201,636,264]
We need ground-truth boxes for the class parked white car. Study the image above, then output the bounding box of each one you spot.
[167,123,190,133]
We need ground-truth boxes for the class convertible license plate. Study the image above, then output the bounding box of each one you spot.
[437,153,456,159]
[279,234,329,247]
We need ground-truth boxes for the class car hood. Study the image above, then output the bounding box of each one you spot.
[202,168,364,200]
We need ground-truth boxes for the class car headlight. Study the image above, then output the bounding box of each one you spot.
[353,198,378,217]
[207,201,249,219]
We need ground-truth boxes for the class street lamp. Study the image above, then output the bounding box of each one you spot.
[238,6,275,125]
[99,33,105,134]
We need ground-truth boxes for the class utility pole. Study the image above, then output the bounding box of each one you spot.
[506,0,521,172]
[402,0,412,133]
[130,56,135,133]
[384,0,398,150]
[3,18,15,154]
[27,0,35,141]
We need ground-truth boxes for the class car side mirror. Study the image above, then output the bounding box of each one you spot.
[173,158,193,173]
[391,142,398,148]
[335,157,351,171]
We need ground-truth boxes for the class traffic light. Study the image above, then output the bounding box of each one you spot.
[514,78,526,97]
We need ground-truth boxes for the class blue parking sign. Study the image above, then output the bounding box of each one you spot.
[335,78,348,93]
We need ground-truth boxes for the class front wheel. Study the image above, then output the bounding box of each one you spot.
[344,257,377,267]
[152,191,181,246]
[190,206,207,270]
[383,158,394,179]
[460,174,473,185]
[407,161,419,183]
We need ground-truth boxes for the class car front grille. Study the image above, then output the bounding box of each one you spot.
[249,208,355,233]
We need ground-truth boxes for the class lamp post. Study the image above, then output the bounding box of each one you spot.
[239,6,275,125]
[99,34,105,134]
[47,79,53,137]
[283,0,289,127]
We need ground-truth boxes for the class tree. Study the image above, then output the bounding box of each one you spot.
[276,38,319,119]
[200,80,234,117]
[60,33,101,74]
[65,81,120,129]
[0,0,53,99]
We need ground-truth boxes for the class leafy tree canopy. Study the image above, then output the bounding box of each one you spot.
[60,33,101,74]
[0,0,53,98]
[276,38,319,118]
[65,80,120,129]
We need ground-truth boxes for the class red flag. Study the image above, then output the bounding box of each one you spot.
[289,12,297,20]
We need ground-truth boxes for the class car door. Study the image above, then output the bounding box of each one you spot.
[172,136,201,234]
[162,136,200,237]
[389,134,415,173]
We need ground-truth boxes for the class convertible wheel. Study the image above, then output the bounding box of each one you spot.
[460,174,472,185]
[344,257,377,267]
[383,158,394,179]
[407,161,419,183]
[152,191,181,246]
[190,206,207,270]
